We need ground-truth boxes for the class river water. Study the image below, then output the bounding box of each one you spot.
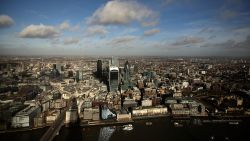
[1,118,250,141]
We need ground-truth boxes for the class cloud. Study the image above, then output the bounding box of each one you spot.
[85,25,108,36]
[199,27,215,34]
[19,24,59,38]
[50,38,61,45]
[87,0,157,25]
[202,35,250,49]
[108,35,137,45]
[232,26,250,35]
[208,35,216,39]
[215,40,235,48]
[141,21,158,27]
[172,36,204,46]
[227,36,250,49]
[144,28,160,36]
[59,21,70,30]
[0,15,14,28]
[71,24,80,31]
[59,21,81,32]
[63,37,79,45]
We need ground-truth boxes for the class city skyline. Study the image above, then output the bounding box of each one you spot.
[1,0,250,56]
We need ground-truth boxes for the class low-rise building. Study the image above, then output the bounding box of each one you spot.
[116,109,131,121]
[11,106,41,128]
[142,99,152,107]
[83,108,93,120]
[132,107,168,117]
[46,110,60,124]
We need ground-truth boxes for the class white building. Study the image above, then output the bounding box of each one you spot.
[142,99,152,107]
[132,107,168,117]
[11,106,41,128]
[173,91,182,98]
[83,108,93,120]
[65,109,78,125]
[46,110,60,124]
[116,112,131,121]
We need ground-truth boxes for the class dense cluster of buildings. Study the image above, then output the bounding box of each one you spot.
[0,56,250,130]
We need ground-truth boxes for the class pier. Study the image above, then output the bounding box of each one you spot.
[80,119,134,127]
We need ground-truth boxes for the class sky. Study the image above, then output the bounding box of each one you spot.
[0,0,250,57]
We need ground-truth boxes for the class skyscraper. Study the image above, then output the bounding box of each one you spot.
[76,70,79,83]
[248,67,250,76]
[56,64,63,74]
[109,66,119,92]
[97,60,102,79]
[124,61,130,81]
[109,57,119,92]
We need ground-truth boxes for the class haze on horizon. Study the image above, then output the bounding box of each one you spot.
[0,0,250,57]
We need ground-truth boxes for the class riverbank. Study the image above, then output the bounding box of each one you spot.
[1,114,250,133]
[0,125,49,134]
[80,119,134,127]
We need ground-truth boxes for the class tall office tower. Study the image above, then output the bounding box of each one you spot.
[124,61,130,81]
[76,70,80,83]
[130,65,134,75]
[79,70,84,80]
[56,64,63,74]
[51,64,60,78]
[97,60,102,78]
[109,66,119,92]
[111,56,119,66]
[248,67,250,76]
[53,64,56,70]
[109,57,119,92]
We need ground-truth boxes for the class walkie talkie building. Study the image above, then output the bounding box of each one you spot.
[109,66,119,92]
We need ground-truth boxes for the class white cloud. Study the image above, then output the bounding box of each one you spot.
[63,37,79,45]
[59,21,70,30]
[87,0,157,25]
[144,28,160,36]
[0,15,14,28]
[85,25,108,36]
[141,21,158,27]
[71,24,80,31]
[19,24,59,38]
[108,35,138,45]
[59,21,81,32]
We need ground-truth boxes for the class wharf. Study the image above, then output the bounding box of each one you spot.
[0,125,49,134]
[132,114,168,120]
[202,119,242,123]
[80,119,134,127]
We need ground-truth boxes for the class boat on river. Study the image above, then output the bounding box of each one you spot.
[123,124,133,131]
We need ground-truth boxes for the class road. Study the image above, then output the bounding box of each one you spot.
[39,99,72,141]
[39,108,67,141]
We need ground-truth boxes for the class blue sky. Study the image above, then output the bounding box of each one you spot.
[0,0,250,56]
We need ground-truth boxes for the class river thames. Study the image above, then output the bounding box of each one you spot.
[1,118,250,141]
